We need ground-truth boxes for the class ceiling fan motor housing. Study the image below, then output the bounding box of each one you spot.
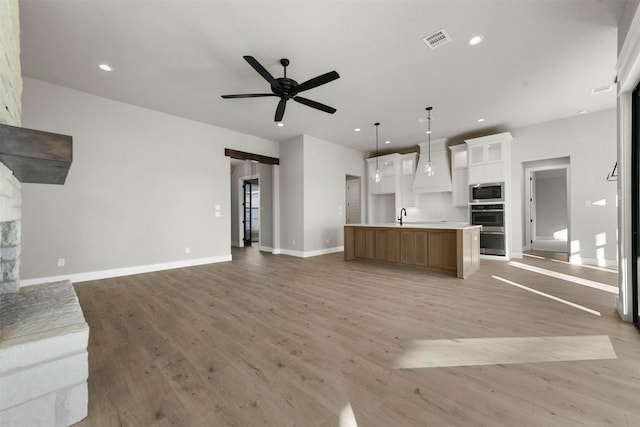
[273,78,298,99]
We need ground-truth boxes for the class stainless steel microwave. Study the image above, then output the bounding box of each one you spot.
[469,183,504,203]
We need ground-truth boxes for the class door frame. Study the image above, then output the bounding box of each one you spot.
[237,173,260,248]
[524,164,570,252]
[631,84,639,326]
[345,175,362,225]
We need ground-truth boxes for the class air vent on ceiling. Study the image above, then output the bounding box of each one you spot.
[423,29,452,50]
[591,85,612,95]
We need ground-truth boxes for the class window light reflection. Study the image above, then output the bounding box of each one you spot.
[553,229,568,240]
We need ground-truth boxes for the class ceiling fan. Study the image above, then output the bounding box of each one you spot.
[221,56,340,122]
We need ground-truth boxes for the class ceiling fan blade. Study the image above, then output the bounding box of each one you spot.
[293,96,337,114]
[221,93,276,99]
[294,71,340,93]
[275,99,287,122]
[243,55,280,89]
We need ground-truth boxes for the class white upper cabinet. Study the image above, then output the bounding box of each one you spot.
[367,153,401,195]
[449,144,468,207]
[465,132,512,184]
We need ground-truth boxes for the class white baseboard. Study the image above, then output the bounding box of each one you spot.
[273,246,344,258]
[19,255,232,288]
[511,251,523,259]
[302,246,344,258]
[259,246,273,253]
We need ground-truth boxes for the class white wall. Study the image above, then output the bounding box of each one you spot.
[278,134,364,256]
[20,78,279,282]
[303,135,365,253]
[510,109,617,265]
[278,136,305,253]
[535,170,568,238]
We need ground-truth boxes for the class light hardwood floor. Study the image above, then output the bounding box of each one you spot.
[73,248,639,426]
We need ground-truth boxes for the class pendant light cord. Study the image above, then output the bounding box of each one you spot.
[426,107,432,162]
[375,122,380,171]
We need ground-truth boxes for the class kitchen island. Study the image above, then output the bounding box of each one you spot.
[344,223,481,278]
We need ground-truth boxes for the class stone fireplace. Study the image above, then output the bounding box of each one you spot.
[0,0,88,425]
[1,220,20,293]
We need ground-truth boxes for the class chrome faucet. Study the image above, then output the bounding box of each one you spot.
[398,208,407,226]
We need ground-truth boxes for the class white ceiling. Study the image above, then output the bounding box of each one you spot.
[19,0,625,154]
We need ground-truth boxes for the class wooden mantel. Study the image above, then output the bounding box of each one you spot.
[0,124,73,184]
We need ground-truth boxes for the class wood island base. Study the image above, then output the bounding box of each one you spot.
[344,224,481,278]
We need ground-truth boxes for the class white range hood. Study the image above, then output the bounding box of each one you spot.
[412,138,452,193]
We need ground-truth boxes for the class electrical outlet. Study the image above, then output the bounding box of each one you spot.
[57,258,65,267]
[185,247,191,254]
[292,240,295,246]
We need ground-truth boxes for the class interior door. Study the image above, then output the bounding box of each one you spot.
[528,173,536,250]
[243,180,252,246]
[346,177,361,224]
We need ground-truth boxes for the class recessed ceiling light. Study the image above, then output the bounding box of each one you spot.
[577,109,588,115]
[385,140,391,144]
[426,130,432,134]
[98,63,112,72]
[354,128,361,132]
[277,122,284,127]
[477,118,486,123]
[468,35,484,46]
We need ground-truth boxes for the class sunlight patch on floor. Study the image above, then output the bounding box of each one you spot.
[523,253,545,259]
[393,335,616,369]
[509,261,618,294]
[492,275,601,316]
[339,403,358,427]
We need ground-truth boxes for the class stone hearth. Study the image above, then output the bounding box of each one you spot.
[0,280,89,426]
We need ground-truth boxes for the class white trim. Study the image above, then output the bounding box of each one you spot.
[617,4,640,94]
[616,0,640,322]
[259,246,273,253]
[302,246,344,258]
[19,255,231,287]
[274,246,344,258]
[616,92,634,321]
[275,249,305,257]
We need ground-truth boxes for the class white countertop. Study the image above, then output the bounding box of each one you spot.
[345,222,481,230]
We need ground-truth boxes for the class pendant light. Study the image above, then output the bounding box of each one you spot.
[374,122,382,183]
[424,106,435,176]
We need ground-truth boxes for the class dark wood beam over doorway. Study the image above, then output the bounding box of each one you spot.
[225,148,279,165]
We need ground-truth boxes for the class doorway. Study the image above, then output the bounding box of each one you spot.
[243,178,260,246]
[524,163,570,259]
[345,176,361,224]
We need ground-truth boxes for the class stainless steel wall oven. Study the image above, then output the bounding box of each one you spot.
[470,203,505,256]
